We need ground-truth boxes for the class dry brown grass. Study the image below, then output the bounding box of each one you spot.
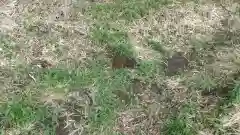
[0,1,104,134]
[124,0,240,134]
[128,1,228,53]
[127,0,240,87]
[222,106,240,133]
[2,0,240,134]
[0,0,102,69]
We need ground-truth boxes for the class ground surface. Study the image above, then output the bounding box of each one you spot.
[1,0,240,134]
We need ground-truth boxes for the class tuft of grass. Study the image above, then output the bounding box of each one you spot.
[89,69,133,131]
[185,72,218,91]
[35,61,134,133]
[164,117,194,135]
[147,39,168,55]
[230,82,240,104]
[190,38,210,52]
[163,104,198,135]
[0,34,17,60]
[39,68,75,89]
[88,0,172,22]
[37,59,108,88]
[136,60,165,82]
[0,95,58,135]
[91,24,135,57]
[88,0,172,59]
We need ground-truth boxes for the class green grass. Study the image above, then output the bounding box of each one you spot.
[2,0,240,134]
[0,95,58,134]
[147,39,168,55]
[231,83,240,104]
[164,117,194,135]
[91,24,135,57]
[88,0,171,22]
[0,34,17,59]
[136,60,165,82]
[37,61,134,133]
[186,72,218,91]
[0,62,133,134]
[163,104,198,135]
[89,0,172,57]
[88,69,132,128]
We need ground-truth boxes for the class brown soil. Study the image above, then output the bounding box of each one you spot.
[167,53,188,75]
[112,55,137,69]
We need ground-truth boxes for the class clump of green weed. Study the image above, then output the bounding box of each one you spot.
[88,69,132,128]
[163,104,198,135]
[0,95,58,135]
[164,117,194,135]
[135,60,164,82]
[91,24,134,57]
